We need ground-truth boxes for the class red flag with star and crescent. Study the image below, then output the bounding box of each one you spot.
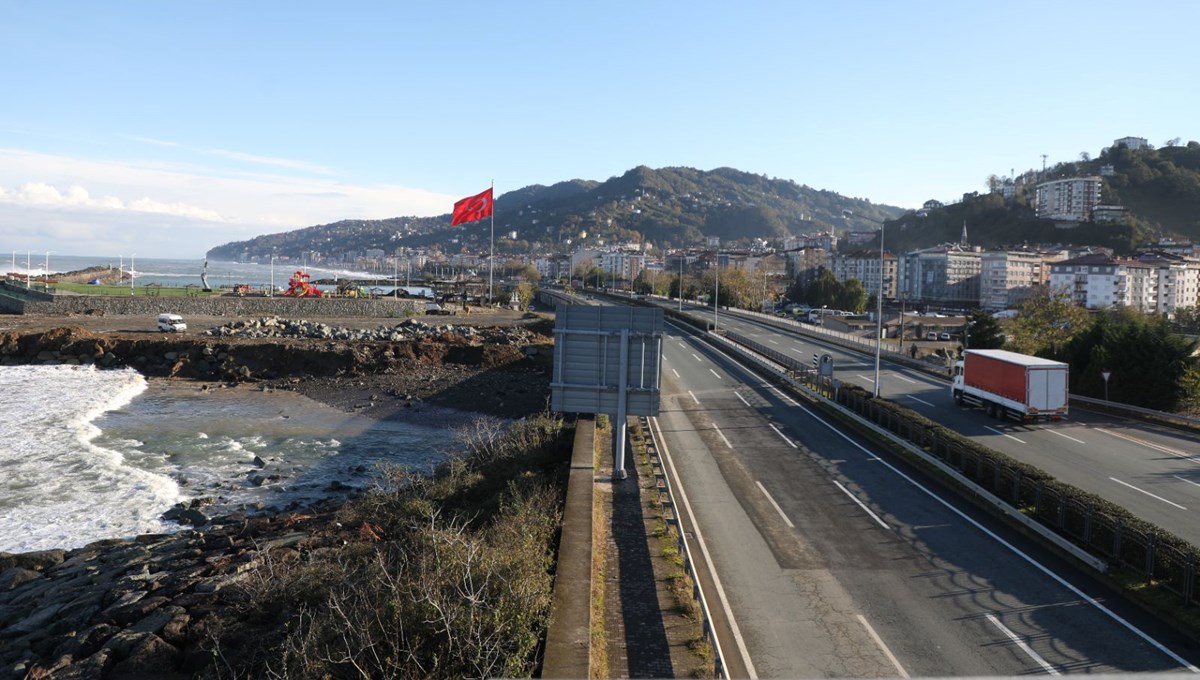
[451,188,493,226]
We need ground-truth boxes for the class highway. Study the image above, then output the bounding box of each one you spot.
[650,315,1199,676]
[666,299,1200,550]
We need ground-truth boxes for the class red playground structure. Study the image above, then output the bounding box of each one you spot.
[283,270,323,297]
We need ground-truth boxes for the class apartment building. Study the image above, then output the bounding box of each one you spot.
[979,250,1060,310]
[828,249,898,300]
[1035,177,1103,222]
[1047,252,1200,315]
[900,246,981,307]
[783,247,827,288]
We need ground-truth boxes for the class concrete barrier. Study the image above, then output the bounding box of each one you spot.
[542,417,595,679]
[0,283,420,318]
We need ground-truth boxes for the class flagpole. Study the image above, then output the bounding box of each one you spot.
[489,179,494,306]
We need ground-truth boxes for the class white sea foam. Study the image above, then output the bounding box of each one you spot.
[0,363,448,553]
[0,365,183,553]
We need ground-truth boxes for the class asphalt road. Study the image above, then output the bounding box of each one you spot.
[651,317,1199,676]
[666,300,1200,550]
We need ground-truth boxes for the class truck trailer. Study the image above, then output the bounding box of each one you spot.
[951,349,1068,421]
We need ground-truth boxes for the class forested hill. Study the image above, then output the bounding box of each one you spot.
[205,166,904,261]
[883,141,1200,256]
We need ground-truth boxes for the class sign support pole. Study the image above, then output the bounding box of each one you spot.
[614,327,630,480]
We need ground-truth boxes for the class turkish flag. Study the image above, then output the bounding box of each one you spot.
[451,188,493,226]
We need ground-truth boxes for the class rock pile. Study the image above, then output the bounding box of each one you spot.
[0,511,343,678]
[206,316,540,345]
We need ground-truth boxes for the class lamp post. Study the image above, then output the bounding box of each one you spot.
[846,211,886,397]
[713,252,720,331]
[130,253,135,296]
[270,256,275,297]
[678,253,684,312]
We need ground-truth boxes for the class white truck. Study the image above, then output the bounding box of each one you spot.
[951,349,1068,421]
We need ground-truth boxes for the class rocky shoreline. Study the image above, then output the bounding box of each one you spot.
[0,315,556,678]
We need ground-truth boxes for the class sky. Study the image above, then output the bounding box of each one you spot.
[2,1,1197,260]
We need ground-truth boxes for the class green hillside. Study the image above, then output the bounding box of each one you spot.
[206,166,903,261]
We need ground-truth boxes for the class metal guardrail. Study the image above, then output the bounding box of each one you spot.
[682,302,1200,432]
[636,416,728,679]
[710,328,1200,608]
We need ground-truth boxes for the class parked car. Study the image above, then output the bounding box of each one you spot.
[926,331,938,341]
[157,313,187,333]
[939,332,952,340]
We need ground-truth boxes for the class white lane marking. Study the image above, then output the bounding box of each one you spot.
[678,341,687,349]
[688,390,700,405]
[1047,429,1085,445]
[756,481,795,528]
[1175,475,1200,489]
[713,425,733,449]
[769,423,798,449]
[796,402,1198,672]
[833,480,890,530]
[671,368,681,378]
[648,416,758,678]
[692,352,703,362]
[767,339,779,345]
[857,374,876,384]
[1110,477,1187,510]
[986,614,1060,676]
[985,426,1027,444]
[907,395,934,407]
[710,368,723,379]
[768,384,800,407]
[1095,427,1200,465]
[857,615,910,679]
[735,392,752,408]
[893,374,916,384]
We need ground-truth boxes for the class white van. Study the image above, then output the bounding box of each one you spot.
[157,313,187,333]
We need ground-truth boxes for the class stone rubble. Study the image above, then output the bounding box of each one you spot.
[205,316,539,345]
[0,511,344,678]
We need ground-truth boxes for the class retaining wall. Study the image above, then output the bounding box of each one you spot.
[0,283,419,318]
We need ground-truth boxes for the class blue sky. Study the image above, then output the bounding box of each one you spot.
[1,1,1196,259]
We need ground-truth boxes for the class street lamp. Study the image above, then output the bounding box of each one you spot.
[678,252,684,312]
[846,211,886,397]
[713,252,720,330]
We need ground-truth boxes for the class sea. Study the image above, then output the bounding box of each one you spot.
[0,254,445,554]
[3,253,433,297]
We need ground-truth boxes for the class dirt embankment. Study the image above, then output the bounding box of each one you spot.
[0,317,556,420]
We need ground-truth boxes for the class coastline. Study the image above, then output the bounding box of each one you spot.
[0,311,559,677]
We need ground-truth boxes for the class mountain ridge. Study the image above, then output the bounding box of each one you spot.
[205,165,904,261]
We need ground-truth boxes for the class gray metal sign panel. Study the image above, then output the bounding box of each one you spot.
[551,305,663,416]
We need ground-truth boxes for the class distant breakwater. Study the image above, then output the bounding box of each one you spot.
[0,282,420,318]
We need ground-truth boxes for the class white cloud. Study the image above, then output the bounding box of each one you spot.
[0,147,456,258]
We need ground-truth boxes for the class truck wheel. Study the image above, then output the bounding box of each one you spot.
[986,402,997,418]
[953,390,964,406]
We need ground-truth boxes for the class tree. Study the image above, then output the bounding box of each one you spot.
[836,279,868,313]
[1058,307,1200,410]
[1006,288,1092,357]
[964,309,1004,349]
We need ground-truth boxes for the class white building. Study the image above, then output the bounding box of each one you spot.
[829,250,897,300]
[979,251,1051,310]
[1114,136,1149,151]
[1048,253,1200,316]
[900,246,982,306]
[1035,177,1103,222]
